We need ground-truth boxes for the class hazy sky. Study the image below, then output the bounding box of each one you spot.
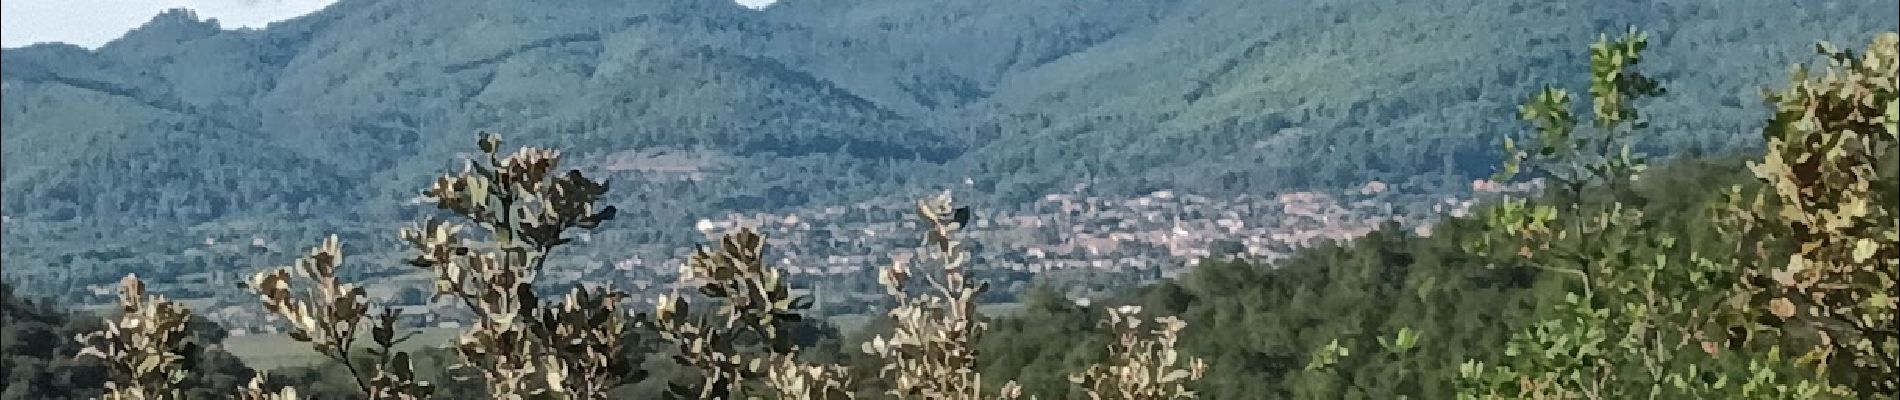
[1,0,340,49]
[2,0,778,49]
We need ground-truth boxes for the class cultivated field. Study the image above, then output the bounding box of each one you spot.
[826,302,1026,337]
[223,327,462,371]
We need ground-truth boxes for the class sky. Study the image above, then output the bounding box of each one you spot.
[2,0,339,49]
[1,0,779,49]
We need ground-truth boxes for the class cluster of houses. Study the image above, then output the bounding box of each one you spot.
[599,178,1541,286]
[205,178,1541,335]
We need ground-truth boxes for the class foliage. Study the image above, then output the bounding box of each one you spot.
[859,192,1024,399]
[67,132,1182,400]
[262,344,493,399]
[1454,27,1749,399]
[1452,28,1899,400]
[233,374,299,400]
[1302,327,1420,398]
[73,274,206,399]
[244,236,435,399]
[1069,306,1206,400]
[645,228,850,399]
[593,182,1201,400]
[233,132,639,399]
[3,280,253,400]
[978,214,1551,399]
[971,284,1110,399]
[3,281,110,399]
[1727,32,1900,395]
[395,132,636,399]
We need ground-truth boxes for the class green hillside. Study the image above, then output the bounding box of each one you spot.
[2,0,1895,301]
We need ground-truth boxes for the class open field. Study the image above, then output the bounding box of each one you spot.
[223,327,461,371]
[228,302,1023,370]
[826,302,1026,337]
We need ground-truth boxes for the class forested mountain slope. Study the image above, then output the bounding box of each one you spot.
[2,0,1894,298]
[923,0,1896,199]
